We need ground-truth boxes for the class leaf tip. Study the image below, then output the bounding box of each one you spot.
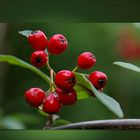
[18,30,33,37]
[113,62,116,65]
[118,114,124,119]
[117,107,124,118]
[113,61,120,65]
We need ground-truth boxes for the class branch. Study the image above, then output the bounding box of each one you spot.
[50,119,140,130]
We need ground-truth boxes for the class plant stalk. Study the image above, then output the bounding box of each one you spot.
[44,114,53,129]
[72,66,78,72]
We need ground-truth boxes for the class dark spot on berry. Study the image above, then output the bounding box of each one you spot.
[69,77,75,83]
[66,77,76,84]
[31,30,38,34]
[30,31,34,34]
[90,54,96,59]
[36,56,42,64]
[98,79,105,86]
[59,37,65,44]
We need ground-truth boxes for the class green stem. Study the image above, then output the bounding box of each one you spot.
[31,66,51,83]
[46,62,51,71]
[50,69,55,92]
[46,54,56,76]
[72,66,78,72]
[46,63,56,75]
[0,55,51,84]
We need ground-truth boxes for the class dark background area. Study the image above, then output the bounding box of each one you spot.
[0,23,140,138]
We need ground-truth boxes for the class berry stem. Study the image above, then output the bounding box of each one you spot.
[46,62,51,71]
[50,69,55,92]
[50,69,54,82]
[46,63,56,75]
[46,53,56,76]
[46,53,56,92]
[72,66,78,72]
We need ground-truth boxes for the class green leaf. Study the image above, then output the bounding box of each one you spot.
[113,61,140,72]
[9,113,42,124]
[52,119,71,127]
[74,84,90,100]
[38,109,59,121]
[18,30,33,37]
[76,90,90,100]
[75,72,124,118]
[95,93,124,118]
[75,72,91,89]
[38,108,49,117]
[0,116,25,129]
[74,84,87,91]
[0,55,50,83]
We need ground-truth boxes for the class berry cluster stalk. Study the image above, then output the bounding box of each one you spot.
[44,56,55,129]
[44,114,53,129]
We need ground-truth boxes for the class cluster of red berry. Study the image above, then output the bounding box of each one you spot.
[25,30,107,114]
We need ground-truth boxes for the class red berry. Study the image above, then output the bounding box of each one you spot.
[55,70,76,91]
[31,51,48,68]
[25,88,45,107]
[28,30,48,51]
[56,88,77,105]
[47,34,68,55]
[77,52,96,69]
[89,71,107,89]
[43,93,61,114]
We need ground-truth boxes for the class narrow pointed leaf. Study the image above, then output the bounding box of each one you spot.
[113,61,140,72]
[53,119,71,127]
[0,55,50,83]
[75,72,124,118]
[38,108,49,117]
[8,113,42,124]
[74,84,90,100]
[0,117,25,129]
[18,30,33,37]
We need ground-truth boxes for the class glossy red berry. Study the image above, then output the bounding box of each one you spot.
[43,93,61,114]
[56,88,77,105]
[25,88,45,107]
[55,70,76,91]
[31,51,48,68]
[77,52,96,69]
[28,30,48,51]
[89,71,107,89]
[47,34,68,55]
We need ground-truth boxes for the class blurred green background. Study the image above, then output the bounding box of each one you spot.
[0,23,140,134]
